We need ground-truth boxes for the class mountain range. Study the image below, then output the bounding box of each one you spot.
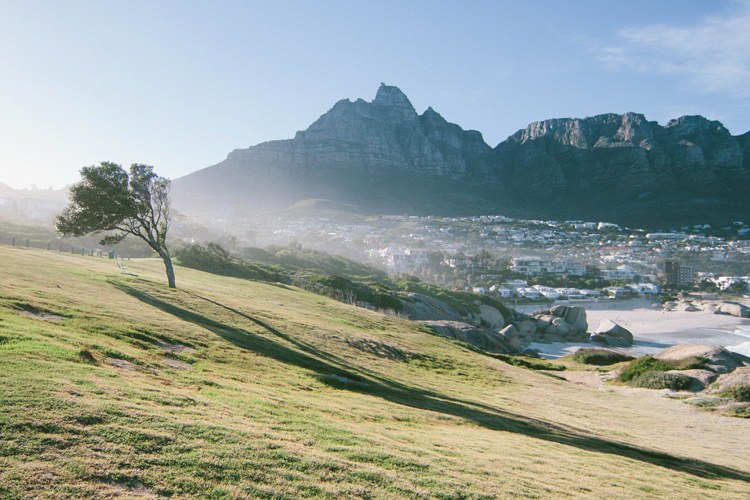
[173,84,750,228]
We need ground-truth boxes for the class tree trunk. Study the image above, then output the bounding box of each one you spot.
[159,248,177,289]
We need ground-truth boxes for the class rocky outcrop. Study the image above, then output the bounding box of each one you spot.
[498,324,521,351]
[173,84,750,227]
[655,344,750,374]
[510,305,588,344]
[714,302,750,318]
[590,319,634,347]
[400,293,464,322]
[476,304,505,329]
[665,369,718,392]
[709,366,750,393]
[421,320,515,354]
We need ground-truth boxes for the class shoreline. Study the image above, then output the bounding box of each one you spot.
[526,297,750,359]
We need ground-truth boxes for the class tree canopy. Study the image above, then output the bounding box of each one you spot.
[56,162,176,288]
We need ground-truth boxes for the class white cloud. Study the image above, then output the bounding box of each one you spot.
[598,1,750,98]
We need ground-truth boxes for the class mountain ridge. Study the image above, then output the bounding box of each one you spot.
[173,84,750,227]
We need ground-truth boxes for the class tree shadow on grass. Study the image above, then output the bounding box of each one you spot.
[111,280,750,483]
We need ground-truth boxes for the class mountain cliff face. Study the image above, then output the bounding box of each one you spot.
[173,84,750,227]
[175,84,497,216]
[494,113,749,224]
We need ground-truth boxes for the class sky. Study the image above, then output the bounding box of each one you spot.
[1,0,749,189]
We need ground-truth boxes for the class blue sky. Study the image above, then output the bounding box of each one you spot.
[1,0,749,189]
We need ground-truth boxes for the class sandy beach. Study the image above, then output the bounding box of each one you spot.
[524,297,750,359]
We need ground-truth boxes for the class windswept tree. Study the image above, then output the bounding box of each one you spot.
[56,162,176,288]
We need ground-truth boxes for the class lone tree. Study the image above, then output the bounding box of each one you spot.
[56,162,176,288]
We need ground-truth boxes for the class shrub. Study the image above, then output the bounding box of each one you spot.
[294,274,403,312]
[618,356,673,382]
[718,386,750,402]
[671,356,707,370]
[572,349,634,366]
[395,278,513,319]
[77,348,98,364]
[174,243,288,283]
[482,352,565,371]
[630,371,694,390]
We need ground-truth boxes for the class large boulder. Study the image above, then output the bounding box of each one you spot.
[478,304,505,329]
[498,324,522,352]
[534,314,554,330]
[545,317,571,337]
[550,305,588,333]
[655,344,750,374]
[709,366,750,393]
[714,302,750,318]
[515,319,538,341]
[590,319,634,347]
[421,320,515,353]
[401,293,463,321]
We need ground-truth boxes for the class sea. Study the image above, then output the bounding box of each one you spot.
[519,298,750,359]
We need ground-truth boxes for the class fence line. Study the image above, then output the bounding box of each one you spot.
[0,232,116,259]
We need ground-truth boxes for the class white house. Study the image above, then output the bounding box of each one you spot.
[489,285,512,298]
[603,265,636,281]
[518,288,541,299]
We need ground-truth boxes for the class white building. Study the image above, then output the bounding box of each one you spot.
[372,246,429,274]
[511,257,585,276]
[603,265,636,281]
[489,285,512,297]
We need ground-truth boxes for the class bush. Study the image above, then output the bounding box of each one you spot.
[618,356,673,382]
[630,371,694,390]
[572,349,634,366]
[718,386,750,402]
[482,352,565,371]
[618,355,707,384]
[294,274,403,313]
[174,243,288,283]
[671,356,708,370]
[395,278,513,319]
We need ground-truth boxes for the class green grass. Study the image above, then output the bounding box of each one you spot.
[1,246,750,497]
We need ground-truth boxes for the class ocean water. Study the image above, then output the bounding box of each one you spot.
[621,321,750,358]
[728,324,750,357]
[531,320,750,360]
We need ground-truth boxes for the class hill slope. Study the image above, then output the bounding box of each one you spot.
[1,246,750,497]
[173,84,750,227]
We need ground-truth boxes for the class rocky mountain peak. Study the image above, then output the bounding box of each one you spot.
[666,115,730,140]
[372,83,416,113]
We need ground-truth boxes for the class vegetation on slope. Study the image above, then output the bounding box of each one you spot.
[174,242,288,283]
[571,349,635,366]
[618,356,708,390]
[1,247,750,497]
[177,243,513,320]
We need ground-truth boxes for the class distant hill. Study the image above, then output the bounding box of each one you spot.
[0,184,68,224]
[173,84,750,228]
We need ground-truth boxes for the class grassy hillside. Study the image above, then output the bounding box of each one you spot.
[1,246,750,498]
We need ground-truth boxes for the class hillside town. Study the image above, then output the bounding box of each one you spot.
[244,213,750,300]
